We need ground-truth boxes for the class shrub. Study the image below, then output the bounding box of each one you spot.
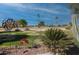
[42,28,73,54]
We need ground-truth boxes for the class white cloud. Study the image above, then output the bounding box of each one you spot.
[2,3,26,8]
[1,3,70,14]
[32,7,60,14]
[1,3,60,14]
[1,3,35,12]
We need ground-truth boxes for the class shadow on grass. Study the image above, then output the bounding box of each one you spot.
[0,31,22,34]
[0,34,28,44]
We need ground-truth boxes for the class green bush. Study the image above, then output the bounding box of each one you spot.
[42,28,73,54]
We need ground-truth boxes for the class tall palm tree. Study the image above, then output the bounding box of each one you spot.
[37,14,42,27]
[54,16,59,27]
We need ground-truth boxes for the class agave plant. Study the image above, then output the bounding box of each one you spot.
[42,28,73,54]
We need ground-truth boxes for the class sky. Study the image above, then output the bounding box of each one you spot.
[0,3,72,26]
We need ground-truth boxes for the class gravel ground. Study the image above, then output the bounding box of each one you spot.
[0,46,51,55]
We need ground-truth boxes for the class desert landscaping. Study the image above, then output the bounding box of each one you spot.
[0,3,79,55]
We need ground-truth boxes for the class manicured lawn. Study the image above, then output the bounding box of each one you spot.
[0,31,41,47]
[0,28,74,48]
[0,35,39,47]
[0,31,27,35]
[0,41,19,47]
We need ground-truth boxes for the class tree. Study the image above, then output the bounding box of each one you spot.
[37,21,45,27]
[70,4,79,14]
[42,28,73,54]
[55,16,59,27]
[16,19,27,27]
[2,18,17,31]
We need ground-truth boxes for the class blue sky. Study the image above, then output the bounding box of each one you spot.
[0,3,71,26]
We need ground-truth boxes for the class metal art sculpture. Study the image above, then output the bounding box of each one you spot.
[2,18,17,31]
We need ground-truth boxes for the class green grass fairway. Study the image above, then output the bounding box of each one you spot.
[0,31,41,47]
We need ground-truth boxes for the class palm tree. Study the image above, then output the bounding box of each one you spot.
[42,28,72,54]
[70,4,79,14]
[54,16,59,27]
